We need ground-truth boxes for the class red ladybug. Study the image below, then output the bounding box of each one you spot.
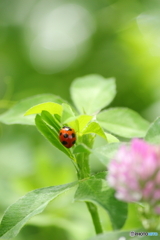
[59,126,76,148]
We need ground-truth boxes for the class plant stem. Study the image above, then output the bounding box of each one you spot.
[86,202,103,234]
[76,151,103,233]
[76,134,103,234]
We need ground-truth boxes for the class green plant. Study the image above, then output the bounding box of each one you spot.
[0,74,159,240]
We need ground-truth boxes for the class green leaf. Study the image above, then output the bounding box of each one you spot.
[67,115,93,133]
[25,102,62,116]
[82,121,107,139]
[0,94,65,125]
[54,114,61,123]
[61,103,76,124]
[145,117,160,144]
[35,114,75,161]
[41,111,61,134]
[97,108,150,138]
[93,143,122,165]
[0,181,78,239]
[75,179,128,230]
[73,144,92,154]
[70,74,116,115]
[87,230,159,240]
[91,171,107,180]
[64,117,79,133]
[77,115,93,132]
[105,133,119,143]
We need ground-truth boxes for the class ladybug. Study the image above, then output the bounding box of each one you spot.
[59,126,76,148]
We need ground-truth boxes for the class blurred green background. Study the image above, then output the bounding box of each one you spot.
[0,0,160,239]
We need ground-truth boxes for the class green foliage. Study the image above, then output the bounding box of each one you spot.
[70,75,116,115]
[145,117,160,144]
[0,182,77,239]
[61,103,76,124]
[0,74,154,239]
[41,111,61,133]
[25,102,63,116]
[1,0,160,238]
[97,108,150,138]
[93,143,122,165]
[73,144,92,154]
[75,178,128,230]
[35,112,75,162]
[82,122,107,140]
[67,115,93,133]
[105,133,119,143]
[0,174,128,239]
[0,94,65,125]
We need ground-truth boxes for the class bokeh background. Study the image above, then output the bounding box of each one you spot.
[0,0,160,239]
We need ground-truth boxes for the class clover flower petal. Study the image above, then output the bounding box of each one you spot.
[107,139,160,210]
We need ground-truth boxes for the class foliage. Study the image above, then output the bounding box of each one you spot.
[0,74,158,240]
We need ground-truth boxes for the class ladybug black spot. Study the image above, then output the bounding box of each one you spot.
[62,141,67,145]
[72,133,75,138]
[72,140,76,145]
[63,133,68,138]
